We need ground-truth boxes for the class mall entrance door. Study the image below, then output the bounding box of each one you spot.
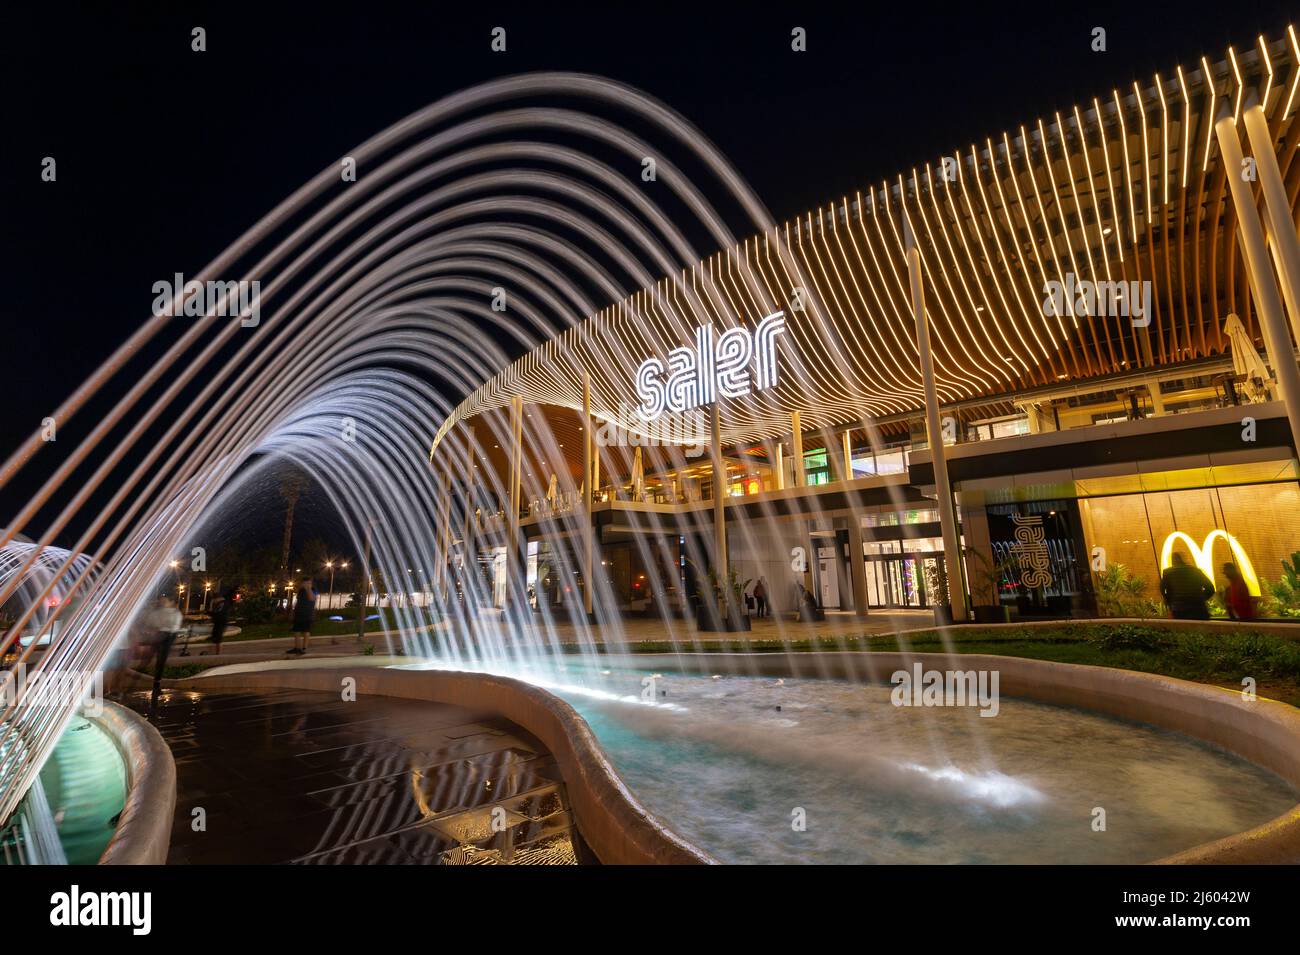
[863,552,942,609]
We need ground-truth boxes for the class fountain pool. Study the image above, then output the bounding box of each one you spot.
[1,715,126,865]
[540,668,1298,864]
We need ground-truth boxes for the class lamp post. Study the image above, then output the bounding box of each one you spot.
[324,560,348,611]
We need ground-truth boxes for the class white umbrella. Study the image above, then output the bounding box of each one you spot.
[1223,312,1273,402]
[545,472,558,510]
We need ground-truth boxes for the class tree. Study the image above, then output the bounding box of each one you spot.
[278,472,308,572]
[297,537,331,579]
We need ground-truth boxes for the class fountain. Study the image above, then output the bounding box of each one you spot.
[2,60,1298,865]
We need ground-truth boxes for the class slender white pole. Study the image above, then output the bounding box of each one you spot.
[1216,110,1300,458]
[906,223,968,622]
[582,371,594,618]
[1243,101,1300,343]
[790,410,805,486]
[711,401,728,579]
[508,396,523,611]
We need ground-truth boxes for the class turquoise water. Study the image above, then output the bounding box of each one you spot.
[2,716,126,865]
[550,670,1299,864]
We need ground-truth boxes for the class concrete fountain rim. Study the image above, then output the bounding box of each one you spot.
[173,651,1300,865]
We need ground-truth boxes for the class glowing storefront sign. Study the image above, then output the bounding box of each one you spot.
[1009,515,1053,588]
[1159,530,1260,596]
[635,311,786,420]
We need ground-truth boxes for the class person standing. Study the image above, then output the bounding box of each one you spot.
[289,577,317,655]
[753,577,768,618]
[1222,562,1257,621]
[207,592,230,655]
[1159,553,1215,620]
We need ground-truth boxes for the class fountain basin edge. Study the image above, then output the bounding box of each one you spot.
[183,654,1300,865]
[181,665,714,864]
[93,700,176,865]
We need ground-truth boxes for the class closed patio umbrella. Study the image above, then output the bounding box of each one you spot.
[1223,312,1273,402]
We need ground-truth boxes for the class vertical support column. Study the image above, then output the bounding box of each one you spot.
[962,500,995,608]
[1217,110,1300,459]
[790,410,806,487]
[711,401,728,579]
[461,425,475,602]
[774,442,786,490]
[508,396,523,610]
[582,371,595,619]
[1244,100,1300,344]
[438,467,451,602]
[1147,384,1166,416]
[906,224,968,622]
[1018,403,1040,434]
[840,430,853,484]
[846,518,869,617]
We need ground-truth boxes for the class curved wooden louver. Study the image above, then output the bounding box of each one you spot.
[433,29,1300,459]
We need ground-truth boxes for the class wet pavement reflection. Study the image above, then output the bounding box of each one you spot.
[123,688,592,864]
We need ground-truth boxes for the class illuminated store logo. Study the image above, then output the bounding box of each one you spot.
[1160,530,1260,596]
[634,311,786,421]
[1009,515,1053,587]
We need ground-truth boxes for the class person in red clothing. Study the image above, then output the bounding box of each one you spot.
[1222,562,1257,621]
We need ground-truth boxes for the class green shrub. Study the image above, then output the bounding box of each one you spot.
[1094,563,1162,618]
[239,590,279,624]
[1082,624,1170,653]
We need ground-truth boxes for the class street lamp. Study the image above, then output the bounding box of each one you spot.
[325,561,335,611]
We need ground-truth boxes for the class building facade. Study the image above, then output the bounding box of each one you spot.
[430,32,1300,625]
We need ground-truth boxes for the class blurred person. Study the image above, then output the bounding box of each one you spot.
[753,577,768,618]
[1159,553,1215,620]
[141,595,183,715]
[1222,562,1257,621]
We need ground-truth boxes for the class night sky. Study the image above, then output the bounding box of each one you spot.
[1,0,1295,549]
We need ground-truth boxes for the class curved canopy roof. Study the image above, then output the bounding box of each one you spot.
[433,30,1300,464]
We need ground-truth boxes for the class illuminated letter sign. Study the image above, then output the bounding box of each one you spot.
[635,311,786,420]
[1009,515,1053,588]
[1160,530,1260,596]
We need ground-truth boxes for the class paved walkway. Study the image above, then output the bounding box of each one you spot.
[122,687,591,864]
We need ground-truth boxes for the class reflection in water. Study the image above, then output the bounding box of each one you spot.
[545,670,1298,864]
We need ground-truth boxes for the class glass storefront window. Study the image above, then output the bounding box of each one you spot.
[1078,482,1300,619]
[849,445,908,476]
[803,449,830,485]
[862,508,939,527]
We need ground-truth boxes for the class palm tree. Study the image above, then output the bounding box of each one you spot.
[278,472,308,573]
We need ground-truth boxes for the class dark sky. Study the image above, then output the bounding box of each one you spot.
[1,0,1295,546]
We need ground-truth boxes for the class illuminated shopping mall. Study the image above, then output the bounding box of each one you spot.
[430,33,1300,626]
